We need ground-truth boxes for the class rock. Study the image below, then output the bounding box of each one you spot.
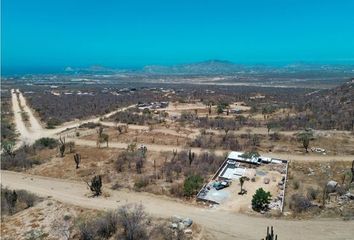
[277,193,283,200]
[183,218,193,228]
[327,180,338,193]
[178,222,185,230]
[184,229,193,234]
[345,192,354,200]
[171,215,182,223]
[278,185,284,190]
[171,223,178,229]
[263,178,270,184]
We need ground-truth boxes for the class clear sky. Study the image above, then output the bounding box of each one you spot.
[2,0,354,72]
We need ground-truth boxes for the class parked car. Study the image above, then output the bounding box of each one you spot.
[213,180,230,190]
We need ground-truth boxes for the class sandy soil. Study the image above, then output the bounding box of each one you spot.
[1,199,92,240]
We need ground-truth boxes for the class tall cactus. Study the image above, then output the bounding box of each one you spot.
[59,136,66,157]
[349,160,354,183]
[262,226,278,240]
[74,153,81,169]
[188,149,195,165]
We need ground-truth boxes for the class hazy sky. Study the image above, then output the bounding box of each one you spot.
[2,0,354,72]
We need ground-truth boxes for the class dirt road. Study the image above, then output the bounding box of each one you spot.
[1,171,353,240]
[11,90,135,147]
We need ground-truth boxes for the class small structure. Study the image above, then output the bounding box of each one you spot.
[197,151,289,212]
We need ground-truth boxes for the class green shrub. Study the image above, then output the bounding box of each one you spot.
[183,174,204,197]
[252,188,272,212]
[46,118,61,129]
[34,138,58,149]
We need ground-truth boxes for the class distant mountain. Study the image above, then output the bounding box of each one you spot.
[63,61,354,76]
[143,60,244,75]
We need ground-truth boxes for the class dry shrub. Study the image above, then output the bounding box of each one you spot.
[169,183,184,197]
[306,187,320,201]
[134,176,150,190]
[289,194,312,213]
[292,179,300,190]
[78,211,118,240]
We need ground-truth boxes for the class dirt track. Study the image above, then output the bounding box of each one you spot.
[1,171,353,240]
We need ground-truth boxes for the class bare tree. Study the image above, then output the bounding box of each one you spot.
[117,204,148,240]
[51,215,72,240]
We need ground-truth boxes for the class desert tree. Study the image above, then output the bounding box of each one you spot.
[74,153,81,169]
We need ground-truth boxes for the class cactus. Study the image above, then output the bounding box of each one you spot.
[4,190,17,215]
[172,149,177,161]
[74,153,81,169]
[188,149,195,165]
[351,160,354,183]
[85,175,102,197]
[263,226,278,240]
[59,136,66,157]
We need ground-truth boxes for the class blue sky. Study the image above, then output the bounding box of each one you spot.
[2,0,354,72]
